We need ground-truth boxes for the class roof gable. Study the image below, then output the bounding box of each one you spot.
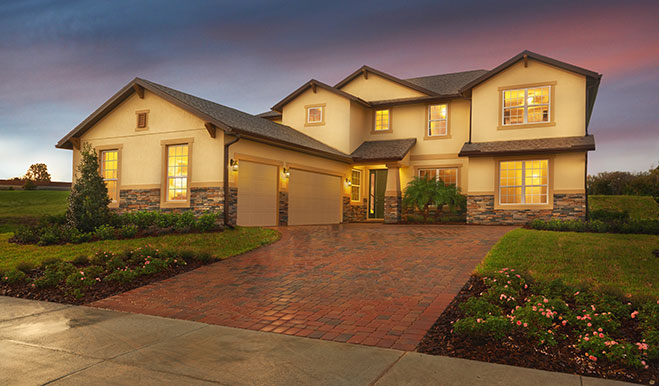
[334,65,438,97]
[405,69,488,96]
[271,79,370,112]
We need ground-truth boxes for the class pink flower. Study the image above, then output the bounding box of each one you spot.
[543,299,548,303]
[574,291,580,296]
[562,320,567,326]
[631,311,639,319]
[588,355,597,362]
[599,333,604,338]
[516,321,522,326]
[597,327,603,332]
[584,337,590,341]
[523,323,528,327]
[524,284,528,289]
[587,323,592,327]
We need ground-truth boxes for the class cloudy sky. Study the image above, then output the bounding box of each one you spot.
[1,0,657,181]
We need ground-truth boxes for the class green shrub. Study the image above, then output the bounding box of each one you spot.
[577,332,643,368]
[40,257,60,268]
[119,224,138,238]
[71,255,89,266]
[94,224,116,240]
[528,218,659,235]
[194,251,213,264]
[67,144,110,233]
[195,213,219,232]
[23,179,37,190]
[2,269,27,284]
[105,268,139,283]
[511,295,571,346]
[34,261,76,288]
[174,211,196,231]
[453,316,512,341]
[92,250,116,266]
[590,209,629,222]
[16,261,35,273]
[10,225,41,244]
[65,265,104,290]
[460,297,503,318]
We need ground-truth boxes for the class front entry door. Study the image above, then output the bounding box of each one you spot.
[369,169,387,219]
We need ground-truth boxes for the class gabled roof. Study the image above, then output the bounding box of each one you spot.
[56,78,351,162]
[405,70,488,96]
[458,50,602,129]
[271,79,370,112]
[351,138,417,162]
[458,135,595,157]
[334,65,439,96]
[256,110,282,120]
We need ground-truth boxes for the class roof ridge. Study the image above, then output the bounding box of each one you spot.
[405,69,488,81]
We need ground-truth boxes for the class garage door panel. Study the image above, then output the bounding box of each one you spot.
[289,169,341,225]
[237,161,278,226]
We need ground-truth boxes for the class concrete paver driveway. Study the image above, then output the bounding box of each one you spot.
[92,224,513,351]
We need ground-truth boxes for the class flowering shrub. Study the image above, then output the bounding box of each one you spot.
[577,332,645,368]
[34,261,76,288]
[453,316,512,341]
[2,269,26,284]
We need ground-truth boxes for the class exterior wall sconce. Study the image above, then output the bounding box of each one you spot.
[346,178,352,186]
[283,167,290,178]
[230,159,239,171]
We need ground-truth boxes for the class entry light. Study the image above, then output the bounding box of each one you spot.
[346,178,352,186]
[283,167,290,178]
[230,159,239,171]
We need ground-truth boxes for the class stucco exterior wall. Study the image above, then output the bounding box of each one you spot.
[471,59,587,142]
[280,87,352,154]
[77,90,224,188]
[339,73,427,101]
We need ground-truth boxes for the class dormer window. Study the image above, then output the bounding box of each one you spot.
[428,104,448,136]
[305,104,325,126]
[374,109,390,132]
[502,86,551,126]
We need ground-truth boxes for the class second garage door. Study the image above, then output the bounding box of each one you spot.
[289,169,341,225]
[237,161,278,226]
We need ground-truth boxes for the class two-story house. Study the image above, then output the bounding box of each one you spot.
[56,50,600,226]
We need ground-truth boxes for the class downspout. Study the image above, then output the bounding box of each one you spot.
[223,133,240,228]
[468,97,473,144]
[585,152,589,221]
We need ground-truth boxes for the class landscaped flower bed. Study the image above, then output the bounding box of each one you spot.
[2,246,217,304]
[417,271,658,385]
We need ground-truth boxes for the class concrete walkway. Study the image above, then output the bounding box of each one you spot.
[0,297,633,386]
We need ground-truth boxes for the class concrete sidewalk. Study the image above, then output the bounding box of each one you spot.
[0,296,632,386]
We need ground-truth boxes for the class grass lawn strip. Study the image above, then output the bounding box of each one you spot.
[1,227,279,304]
[477,229,659,299]
[589,195,659,220]
[0,190,69,233]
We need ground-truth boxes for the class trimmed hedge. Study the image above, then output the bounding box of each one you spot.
[529,218,659,235]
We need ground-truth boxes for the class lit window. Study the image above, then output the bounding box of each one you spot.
[503,86,550,125]
[374,109,390,131]
[351,169,361,201]
[101,150,118,202]
[418,167,457,186]
[428,104,448,136]
[499,160,548,204]
[307,106,323,124]
[167,144,189,201]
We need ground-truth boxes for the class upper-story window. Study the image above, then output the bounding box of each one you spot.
[374,109,390,131]
[428,104,448,136]
[305,104,325,126]
[502,86,551,126]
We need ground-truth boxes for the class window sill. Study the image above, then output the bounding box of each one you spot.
[494,203,553,210]
[160,201,191,209]
[109,201,119,209]
[304,122,325,127]
[497,121,556,130]
[371,129,392,134]
[424,134,452,140]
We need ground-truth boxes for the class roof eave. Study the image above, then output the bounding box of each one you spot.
[458,144,596,158]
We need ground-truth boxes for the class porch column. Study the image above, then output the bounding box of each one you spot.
[384,165,402,223]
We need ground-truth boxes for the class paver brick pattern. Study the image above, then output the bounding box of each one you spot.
[91,224,514,351]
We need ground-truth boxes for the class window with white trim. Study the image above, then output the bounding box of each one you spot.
[502,86,550,125]
[374,109,390,131]
[101,150,118,202]
[418,167,458,186]
[351,169,361,201]
[499,160,548,204]
[166,144,189,201]
[306,106,323,124]
[428,104,448,136]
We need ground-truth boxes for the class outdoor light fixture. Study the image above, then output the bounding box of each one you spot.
[283,167,290,178]
[346,178,352,186]
[230,159,238,171]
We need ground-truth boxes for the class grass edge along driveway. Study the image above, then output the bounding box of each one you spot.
[0,227,280,272]
[478,228,659,299]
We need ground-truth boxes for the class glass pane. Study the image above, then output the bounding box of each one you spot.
[503,107,524,124]
[375,110,389,130]
[351,186,360,201]
[428,120,447,136]
[528,105,549,123]
[503,90,524,107]
[528,87,549,105]
[438,168,457,186]
[308,107,322,122]
[419,169,437,179]
[351,170,361,186]
[105,180,116,201]
[429,104,447,120]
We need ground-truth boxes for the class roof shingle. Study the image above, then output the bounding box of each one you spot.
[458,135,595,157]
[351,139,417,162]
[405,70,489,96]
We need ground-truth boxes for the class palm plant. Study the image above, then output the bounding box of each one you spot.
[402,176,436,221]
[431,180,467,220]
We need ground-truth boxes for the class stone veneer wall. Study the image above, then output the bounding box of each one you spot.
[384,195,402,224]
[342,197,368,222]
[278,191,288,226]
[227,187,238,226]
[467,193,586,225]
[118,187,225,216]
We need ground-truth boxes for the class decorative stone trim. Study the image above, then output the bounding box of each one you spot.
[119,188,160,212]
[384,195,402,224]
[467,193,586,225]
[278,191,288,226]
[343,196,367,222]
[118,187,224,216]
[227,187,238,226]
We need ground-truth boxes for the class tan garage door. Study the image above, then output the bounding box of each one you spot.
[289,169,341,225]
[237,161,278,226]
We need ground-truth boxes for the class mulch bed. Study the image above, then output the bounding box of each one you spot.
[417,276,657,385]
[0,260,206,305]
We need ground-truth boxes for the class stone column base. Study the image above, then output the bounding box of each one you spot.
[278,191,288,226]
[384,195,402,223]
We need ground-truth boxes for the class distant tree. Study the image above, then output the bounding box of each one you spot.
[24,163,51,182]
[587,163,659,199]
[67,144,110,232]
[22,179,37,190]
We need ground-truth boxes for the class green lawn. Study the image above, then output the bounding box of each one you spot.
[589,195,659,219]
[0,190,69,233]
[0,227,279,272]
[478,229,659,299]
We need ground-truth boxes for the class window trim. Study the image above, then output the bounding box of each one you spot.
[304,103,326,127]
[416,166,460,187]
[350,169,362,203]
[135,110,149,131]
[160,138,193,208]
[95,144,123,209]
[372,109,392,133]
[425,103,451,139]
[497,81,557,130]
[494,156,554,210]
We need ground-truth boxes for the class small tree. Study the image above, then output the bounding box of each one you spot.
[431,180,467,220]
[24,163,51,182]
[402,176,436,221]
[67,144,110,232]
[22,179,37,190]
